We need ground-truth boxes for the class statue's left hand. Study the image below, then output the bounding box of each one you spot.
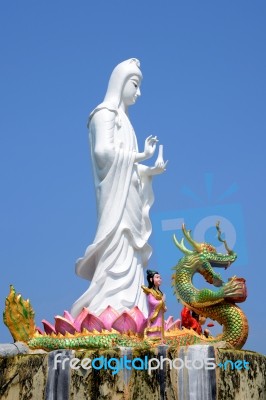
[143,135,158,159]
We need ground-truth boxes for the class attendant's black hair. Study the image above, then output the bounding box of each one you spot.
[146,269,163,294]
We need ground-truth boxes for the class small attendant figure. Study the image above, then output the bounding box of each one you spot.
[141,270,167,340]
[181,306,211,338]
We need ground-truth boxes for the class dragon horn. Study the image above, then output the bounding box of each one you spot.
[173,234,193,255]
[216,221,233,254]
[182,224,202,252]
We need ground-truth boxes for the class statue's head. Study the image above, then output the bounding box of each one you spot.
[146,269,162,290]
[104,58,142,109]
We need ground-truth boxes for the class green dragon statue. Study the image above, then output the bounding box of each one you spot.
[3,223,248,351]
[172,222,248,349]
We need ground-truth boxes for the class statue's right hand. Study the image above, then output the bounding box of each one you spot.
[144,135,158,159]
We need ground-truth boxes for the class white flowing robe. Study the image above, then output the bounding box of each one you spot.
[71,106,154,318]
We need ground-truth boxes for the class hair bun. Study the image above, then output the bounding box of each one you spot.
[146,269,158,277]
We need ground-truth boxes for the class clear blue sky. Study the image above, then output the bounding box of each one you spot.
[1,1,265,355]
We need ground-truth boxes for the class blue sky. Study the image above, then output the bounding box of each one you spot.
[1,1,266,355]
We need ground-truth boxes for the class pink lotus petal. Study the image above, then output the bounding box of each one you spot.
[129,306,147,333]
[99,306,120,331]
[112,312,137,334]
[165,316,174,331]
[63,310,75,324]
[80,313,105,333]
[42,319,56,335]
[55,316,77,335]
[74,307,90,332]
[35,326,44,335]
[165,318,181,331]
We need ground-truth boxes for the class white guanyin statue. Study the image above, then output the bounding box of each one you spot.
[71,58,167,318]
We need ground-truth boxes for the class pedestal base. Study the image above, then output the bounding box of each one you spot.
[0,345,265,399]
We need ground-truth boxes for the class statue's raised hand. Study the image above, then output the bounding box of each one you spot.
[144,135,158,159]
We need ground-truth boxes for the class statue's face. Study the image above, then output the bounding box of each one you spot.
[152,274,162,287]
[121,75,141,107]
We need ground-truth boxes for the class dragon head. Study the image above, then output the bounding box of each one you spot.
[173,222,237,286]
